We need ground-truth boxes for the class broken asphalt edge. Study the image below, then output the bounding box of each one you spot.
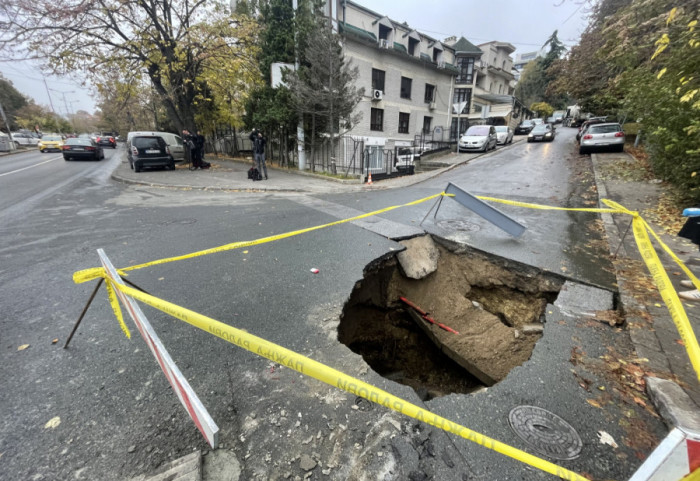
[591,152,700,431]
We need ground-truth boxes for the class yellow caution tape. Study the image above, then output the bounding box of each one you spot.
[99,277,588,481]
[73,193,449,285]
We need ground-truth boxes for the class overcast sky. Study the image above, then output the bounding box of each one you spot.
[0,0,591,117]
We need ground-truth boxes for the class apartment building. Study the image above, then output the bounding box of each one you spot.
[442,36,482,140]
[335,0,458,175]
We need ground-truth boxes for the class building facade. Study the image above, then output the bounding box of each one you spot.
[335,0,457,175]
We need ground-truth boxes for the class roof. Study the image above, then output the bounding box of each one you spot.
[338,22,377,42]
[451,37,483,55]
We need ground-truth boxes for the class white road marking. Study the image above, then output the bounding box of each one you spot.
[0,156,61,177]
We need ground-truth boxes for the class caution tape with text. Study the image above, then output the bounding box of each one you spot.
[73,191,700,480]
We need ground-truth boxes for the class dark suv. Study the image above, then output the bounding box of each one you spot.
[128,135,174,172]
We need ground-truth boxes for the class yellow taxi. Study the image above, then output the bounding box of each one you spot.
[39,134,64,153]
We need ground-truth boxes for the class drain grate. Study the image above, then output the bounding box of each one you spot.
[508,405,582,460]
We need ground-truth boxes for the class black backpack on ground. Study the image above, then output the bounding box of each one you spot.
[248,167,262,181]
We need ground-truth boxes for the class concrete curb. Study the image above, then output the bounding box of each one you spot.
[590,152,698,429]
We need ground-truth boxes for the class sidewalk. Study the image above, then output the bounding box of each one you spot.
[592,152,700,416]
[110,138,527,194]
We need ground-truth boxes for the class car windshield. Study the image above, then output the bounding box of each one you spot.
[66,138,93,146]
[589,124,621,134]
[133,137,165,149]
[531,125,549,134]
[495,126,508,133]
[521,121,534,127]
[465,126,489,136]
[42,136,62,141]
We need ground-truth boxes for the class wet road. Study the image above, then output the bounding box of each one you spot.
[0,128,661,481]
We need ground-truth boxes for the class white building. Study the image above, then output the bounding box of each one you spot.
[335,0,458,175]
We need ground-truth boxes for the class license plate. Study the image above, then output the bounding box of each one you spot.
[73,147,84,151]
[145,149,160,154]
[534,136,542,140]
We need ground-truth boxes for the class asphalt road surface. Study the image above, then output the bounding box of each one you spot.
[0,130,666,481]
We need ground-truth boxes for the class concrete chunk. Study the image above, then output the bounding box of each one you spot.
[554,281,614,318]
[397,235,439,280]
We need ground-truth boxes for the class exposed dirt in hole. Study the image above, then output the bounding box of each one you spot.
[339,240,564,400]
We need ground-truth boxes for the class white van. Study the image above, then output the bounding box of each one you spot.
[126,131,185,162]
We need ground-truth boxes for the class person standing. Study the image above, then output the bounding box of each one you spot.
[196,130,206,162]
[182,129,201,169]
[250,130,268,180]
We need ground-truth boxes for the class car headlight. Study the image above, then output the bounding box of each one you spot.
[545,133,552,137]
[528,133,533,137]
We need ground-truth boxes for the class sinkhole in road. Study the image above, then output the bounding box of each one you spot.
[338,238,564,401]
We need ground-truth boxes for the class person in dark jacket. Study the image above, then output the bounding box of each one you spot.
[182,129,201,169]
[678,207,700,301]
[196,130,206,161]
[249,129,268,180]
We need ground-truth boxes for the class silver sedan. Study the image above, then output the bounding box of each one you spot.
[579,123,625,154]
[495,126,514,145]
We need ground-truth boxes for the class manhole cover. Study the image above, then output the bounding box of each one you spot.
[508,405,582,460]
[436,219,481,232]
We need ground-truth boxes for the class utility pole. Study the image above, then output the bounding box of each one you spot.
[293,0,306,171]
[0,101,15,149]
[43,78,57,114]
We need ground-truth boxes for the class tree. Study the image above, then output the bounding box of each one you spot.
[0,1,259,133]
[286,6,364,171]
[0,75,28,130]
[515,31,568,109]
[530,102,554,120]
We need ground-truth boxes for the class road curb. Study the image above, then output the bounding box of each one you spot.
[591,152,700,429]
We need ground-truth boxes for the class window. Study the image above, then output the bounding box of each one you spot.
[371,108,384,131]
[424,84,435,103]
[372,69,385,92]
[378,24,392,42]
[432,48,442,63]
[400,77,412,99]
[408,37,419,56]
[422,116,432,134]
[398,113,410,134]
[456,57,474,83]
[453,88,472,114]
[450,118,469,140]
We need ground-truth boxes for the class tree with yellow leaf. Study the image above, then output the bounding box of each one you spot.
[0,0,260,132]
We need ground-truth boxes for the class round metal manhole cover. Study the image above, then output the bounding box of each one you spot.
[508,405,582,460]
[436,219,481,232]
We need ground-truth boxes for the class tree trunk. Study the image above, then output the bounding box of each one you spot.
[311,113,316,173]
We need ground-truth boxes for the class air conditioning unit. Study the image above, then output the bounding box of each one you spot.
[429,102,436,110]
[438,61,446,69]
[372,89,383,101]
[379,39,389,49]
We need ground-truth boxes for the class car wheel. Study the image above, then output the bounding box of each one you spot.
[168,160,175,170]
[64,156,70,161]
[579,147,587,155]
[617,144,625,152]
[134,163,141,173]
[14,141,20,148]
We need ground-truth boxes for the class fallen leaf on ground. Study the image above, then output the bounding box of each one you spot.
[44,417,61,429]
[51,339,58,344]
[598,430,619,448]
[587,399,602,408]
[677,339,685,346]
[158,277,164,281]
[17,344,29,351]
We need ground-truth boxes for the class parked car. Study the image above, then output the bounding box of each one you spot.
[10,132,38,148]
[579,123,625,154]
[394,147,416,175]
[576,117,609,141]
[532,118,544,125]
[38,134,64,152]
[127,131,185,162]
[527,123,555,142]
[96,133,117,148]
[552,111,566,124]
[458,125,498,152]
[62,138,105,161]
[514,120,535,135]
[128,134,174,172]
[495,126,514,145]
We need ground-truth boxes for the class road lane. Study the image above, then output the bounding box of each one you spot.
[0,147,122,224]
